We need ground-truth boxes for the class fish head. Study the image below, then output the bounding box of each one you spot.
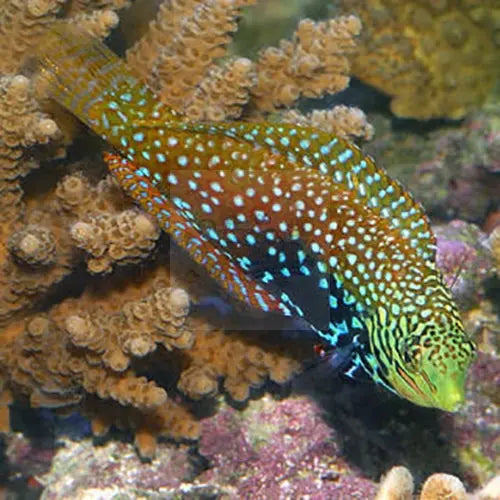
[366,302,476,412]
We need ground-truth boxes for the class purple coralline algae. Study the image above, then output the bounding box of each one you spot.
[198,396,377,498]
[364,103,500,223]
[434,221,494,309]
[34,395,378,499]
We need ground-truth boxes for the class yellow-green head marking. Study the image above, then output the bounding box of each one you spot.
[363,264,476,411]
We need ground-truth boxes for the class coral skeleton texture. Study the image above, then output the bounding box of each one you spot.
[336,0,500,119]
[0,0,367,457]
[126,0,370,133]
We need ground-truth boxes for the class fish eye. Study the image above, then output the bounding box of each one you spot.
[397,338,422,373]
[397,338,413,364]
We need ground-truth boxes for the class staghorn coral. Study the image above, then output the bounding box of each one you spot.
[251,15,361,111]
[126,0,258,114]
[0,172,131,323]
[282,106,374,142]
[0,74,59,233]
[0,0,122,74]
[0,259,306,457]
[8,225,57,266]
[336,0,500,119]
[0,0,373,458]
[0,0,131,325]
[126,0,370,140]
[0,0,121,202]
[70,209,161,274]
[419,473,466,500]
[375,465,414,500]
[0,0,126,226]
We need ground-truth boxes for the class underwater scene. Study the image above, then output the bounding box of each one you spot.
[0,0,498,498]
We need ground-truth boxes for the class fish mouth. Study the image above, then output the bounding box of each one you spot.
[426,372,466,412]
[394,365,465,412]
[432,385,465,412]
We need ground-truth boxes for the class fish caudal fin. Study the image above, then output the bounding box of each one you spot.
[36,24,139,129]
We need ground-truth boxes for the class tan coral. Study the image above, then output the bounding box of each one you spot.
[419,473,466,500]
[180,326,304,403]
[8,226,56,266]
[70,209,161,274]
[0,257,307,457]
[0,0,129,325]
[0,0,120,74]
[0,265,199,455]
[0,171,133,325]
[59,282,193,371]
[252,15,361,111]
[0,0,64,74]
[83,395,201,458]
[376,467,497,500]
[375,465,414,500]
[0,74,59,221]
[282,106,374,142]
[65,0,130,17]
[337,0,500,119]
[126,0,367,138]
[66,8,120,39]
[0,75,58,149]
[184,57,256,121]
[127,0,258,111]
[177,364,219,399]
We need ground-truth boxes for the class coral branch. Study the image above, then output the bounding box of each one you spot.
[252,16,361,111]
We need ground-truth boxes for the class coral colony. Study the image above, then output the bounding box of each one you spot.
[0,0,492,462]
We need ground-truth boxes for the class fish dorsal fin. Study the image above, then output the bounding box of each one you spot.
[37,25,435,262]
[183,121,436,262]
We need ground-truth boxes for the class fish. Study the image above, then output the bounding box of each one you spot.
[36,25,476,411]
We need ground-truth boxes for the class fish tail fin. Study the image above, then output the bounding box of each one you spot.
[36,23,162,137]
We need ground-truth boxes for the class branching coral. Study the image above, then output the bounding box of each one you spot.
[251,16,360,111]
[0,0,361,456]
[336,0,500,119]
[0,0,121,74]
[70,209,160,274]
[0,173,130,323]
[0,0,130,323]
[0,0,121,215]
[0,260,306,457]
[126,0,370,139]
[282,106,374,141]
[0,74,59,234]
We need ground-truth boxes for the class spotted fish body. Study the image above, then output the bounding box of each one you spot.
[37,26,476,411]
